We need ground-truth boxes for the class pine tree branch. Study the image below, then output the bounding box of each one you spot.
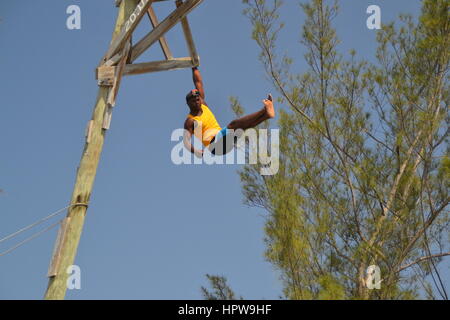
[396,252,450,273]
[399,196,450,260]
[368,79,444,250]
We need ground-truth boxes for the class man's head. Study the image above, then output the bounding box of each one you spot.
[186,89,201,110]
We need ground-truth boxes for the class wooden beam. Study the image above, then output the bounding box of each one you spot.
[176,0,199,67]
[147,7,173,60]
[47,218,70,278]
[123,57,194,75]
[96,65,116,86]
[103,105,113,130]
[108,40,131,106]
[129,0,203,63]
[105,0,155,60]
[44,0,141,300]
[85,120,94,143]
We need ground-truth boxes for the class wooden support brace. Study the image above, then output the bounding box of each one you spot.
[147,6,173,60]
[101,39,131,130]
[103,105,113,130]
[105,0,203,66]
[176,0,200,67]
[130,0,203,62]
[124,57,194,75]
[85,120,94,143]
[96,65,116,86]
[106,0,155,60]
[108,41,131,106]
[47,217,70,278]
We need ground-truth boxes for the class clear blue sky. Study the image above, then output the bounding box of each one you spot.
[0,0,446,299]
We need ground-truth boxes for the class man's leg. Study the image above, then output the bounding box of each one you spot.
[226,95,275,130]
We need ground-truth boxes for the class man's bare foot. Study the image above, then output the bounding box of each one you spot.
[263,94,275,118]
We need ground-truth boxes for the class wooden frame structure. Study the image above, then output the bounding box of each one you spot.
[97,0,202,108]
[44,0,203,300]
[98,0,202,130]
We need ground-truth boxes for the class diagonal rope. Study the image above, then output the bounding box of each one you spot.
[0,219,62,257]
[0,205,71,244]
[0,203,87,245]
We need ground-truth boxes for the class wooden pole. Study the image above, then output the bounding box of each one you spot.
[44,0,140,300]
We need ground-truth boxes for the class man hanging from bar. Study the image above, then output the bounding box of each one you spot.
[183,67,275,157]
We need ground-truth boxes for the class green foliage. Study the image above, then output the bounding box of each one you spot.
[239,0,449,300]
[201,274,242,300]
[317,274,347,300]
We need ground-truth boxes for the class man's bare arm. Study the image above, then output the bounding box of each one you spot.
[192,67,205,100]
[183,118,203,158]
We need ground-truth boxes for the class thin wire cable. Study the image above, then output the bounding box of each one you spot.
[0,219,62,257]
[0,203,88,244]
[0,205,71,244]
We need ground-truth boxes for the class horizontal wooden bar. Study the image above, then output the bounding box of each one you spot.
[96,65,116,80]
[124,57,194,75]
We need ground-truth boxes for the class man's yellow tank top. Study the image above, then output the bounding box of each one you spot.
[187,104,221,147]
